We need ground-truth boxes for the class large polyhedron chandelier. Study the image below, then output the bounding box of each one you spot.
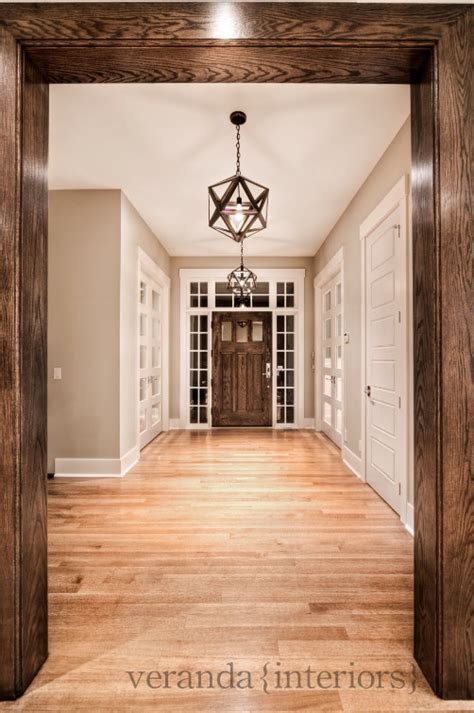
[208,111,269,243]
[227,240,257,307]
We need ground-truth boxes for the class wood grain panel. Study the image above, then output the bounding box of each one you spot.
[19,54,49,693]
[0,25,21,700]
[411,52,441,696]
[0,2,466,42]
[24,45,429,84]
[212,312,271,427]
[437,10,473,700]
[412,10,473,699]
[0,30,48,700]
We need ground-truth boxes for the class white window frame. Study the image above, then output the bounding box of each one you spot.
[137,247,170,439]
[314,248,345,445]
[179,268,305,429]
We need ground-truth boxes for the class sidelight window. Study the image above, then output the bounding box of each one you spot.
[189,314,208,424]
[276,281,295,308]
[276,314,295,425]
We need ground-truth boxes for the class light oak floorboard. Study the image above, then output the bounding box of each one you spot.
[1,429,472,711]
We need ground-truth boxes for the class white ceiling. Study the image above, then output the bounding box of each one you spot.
[49,84,409,256]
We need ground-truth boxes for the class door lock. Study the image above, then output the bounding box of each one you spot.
[262,362,271,379]
[365,385,371,398]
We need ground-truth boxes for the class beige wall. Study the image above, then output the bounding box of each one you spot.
[169,256,315,420]
[48,189,171,472]
[313,118,412,499]
[48,190,122,471]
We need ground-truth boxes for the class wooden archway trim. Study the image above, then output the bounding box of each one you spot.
[0,2,471,701]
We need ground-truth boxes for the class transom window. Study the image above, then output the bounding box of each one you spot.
[276,281,295,308]
[190,281,208,308]
[215,281,270,308]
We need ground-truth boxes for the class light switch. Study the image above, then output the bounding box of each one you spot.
[53,367,62,380]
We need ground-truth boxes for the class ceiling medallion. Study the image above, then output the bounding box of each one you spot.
[227,240,257,308]
[208,111,269,243]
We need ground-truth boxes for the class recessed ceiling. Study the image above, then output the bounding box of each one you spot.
[49,83,409,257]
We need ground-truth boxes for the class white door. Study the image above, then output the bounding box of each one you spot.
[364,204,406,513]
[138,272,163,448]
[320,272,343,447]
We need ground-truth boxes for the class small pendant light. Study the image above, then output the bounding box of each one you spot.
[227,239,257,307]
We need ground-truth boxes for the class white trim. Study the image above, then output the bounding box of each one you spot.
[138,247,170,288]
[360,176,409,239]
[404,503,415,536]
[360,174,411,523]
[314,247,344,444]
[179,268,306,429]
[55,445,139,478]
[179,267,305,283]
[342,445,363,480]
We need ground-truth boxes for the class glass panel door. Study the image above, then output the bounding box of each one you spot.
[139,271,163,448]
[320,272,343,446]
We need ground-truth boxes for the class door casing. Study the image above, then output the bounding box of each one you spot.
[0,2,471,701]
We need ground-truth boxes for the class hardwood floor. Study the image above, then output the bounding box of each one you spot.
[1,429,470,711]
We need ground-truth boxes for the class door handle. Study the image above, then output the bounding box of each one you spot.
[365,385,372,399]
[262,362,271,379]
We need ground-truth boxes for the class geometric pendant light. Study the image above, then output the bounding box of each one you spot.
[208,111,269,243]
[227,238,257,307]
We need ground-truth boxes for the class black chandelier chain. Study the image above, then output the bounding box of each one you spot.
[235,124,241,175]
[240,239,244,265]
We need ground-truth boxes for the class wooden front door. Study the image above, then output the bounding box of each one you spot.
[212,312,272,427]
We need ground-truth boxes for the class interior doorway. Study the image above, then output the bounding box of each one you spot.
[211,311,272,426]
[0,2,471,702]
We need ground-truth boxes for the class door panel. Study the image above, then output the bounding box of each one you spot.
[365,204,405,513]
[212,312,272,427]
[139,272,163,448]
[320,272,343,447]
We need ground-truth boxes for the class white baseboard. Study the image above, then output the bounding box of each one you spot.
[169,418,183,430]
[301,418,315,429]
[55,445,139,478]
[404,503,415,536]
[342,445,363,480]
[120,445,140,476]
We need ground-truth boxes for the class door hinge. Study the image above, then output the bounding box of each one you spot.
[396,224,401,238]
[398,310,401,323]
[398,396,401,408]
[398,483,401,495]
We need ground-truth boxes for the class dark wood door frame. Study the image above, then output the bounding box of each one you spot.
[0,2,471,701]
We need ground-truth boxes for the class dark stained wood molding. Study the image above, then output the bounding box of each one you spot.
[24,45,430,84]
[0,26,48,699]
[0,3,467,42]
[436,9,473,698]
[0,2,471,701]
